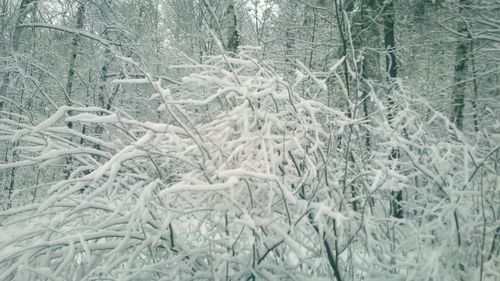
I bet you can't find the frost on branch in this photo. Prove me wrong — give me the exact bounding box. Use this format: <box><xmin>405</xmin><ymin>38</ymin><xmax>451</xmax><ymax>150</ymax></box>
<box><xmin>0</xmin><ymin>50</ymin><xmax>498</xmax><ymax>281</ymax></box>
<box><xmin>0</xmin><ymin>51</ymin><xmax>354</xmax><ymax>280</ymax></box>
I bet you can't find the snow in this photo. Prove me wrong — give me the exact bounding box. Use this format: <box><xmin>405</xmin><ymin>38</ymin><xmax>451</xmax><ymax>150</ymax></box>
<box><xmin>1</xmin><ymin>47</ymin><xmax>497</xmax><ymax>281</ymax></box>
<box><xmin>66</xmin><ymin>113</ymin><xmax>119</xmax><ymax>123</ymax></box>
<box><xmin>165</xmin><ymin>176</ymin><xmax>239</xmax><ymax>192</ymax></box>
<box><xmin>111</xmin><ymin>78</ymin><xmax>149</xmax><ymax>84</ymax></box>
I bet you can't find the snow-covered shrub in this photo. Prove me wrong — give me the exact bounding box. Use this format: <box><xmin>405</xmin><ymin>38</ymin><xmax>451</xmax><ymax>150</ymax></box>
<box><xmin>0</xmin><ymin>49</ymin><xmax>353</xmax><ymax>280</ymax></box>
<box><xmin>353</xmin><ymin>85</ymin><xmax>499</xmax><ymax>281</ymax></box>
<box><xmin>0</xmin><ymin>48</ymin><xmax>498</xmax><ymax>281</ymax></box>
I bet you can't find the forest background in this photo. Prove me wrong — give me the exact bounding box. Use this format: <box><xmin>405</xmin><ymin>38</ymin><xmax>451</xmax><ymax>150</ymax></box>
<box><xmin>0</xmin><ymin>0</ymin><xmax>499</xmax><ymax>280</ymax></box>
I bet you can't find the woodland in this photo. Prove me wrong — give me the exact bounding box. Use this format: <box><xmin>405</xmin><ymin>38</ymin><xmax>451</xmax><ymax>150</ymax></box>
<box><xmin>0</xmin><ymin>0</ymin><xmax>499</xmax><ymax>280</ymax></box>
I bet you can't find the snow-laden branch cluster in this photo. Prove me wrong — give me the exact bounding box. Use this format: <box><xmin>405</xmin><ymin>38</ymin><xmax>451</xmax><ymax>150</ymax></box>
<box><xmin>0</xmin><ymin>50</ymin><xmax>498</xmax><ymax>281</ymax></box>
<box><xmin>0</xmin><ymin>51</ymin><xmax>352</xmax><ymax>280</ymax></box>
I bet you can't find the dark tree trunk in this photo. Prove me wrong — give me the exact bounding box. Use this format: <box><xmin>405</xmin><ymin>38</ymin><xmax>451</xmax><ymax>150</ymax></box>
<box><xmin>383</xmin><ymin>0</ymin><xmax>403</xmax><ymax>219</ymax></box>
<box><xmin>65</xmin><ymin>0</ymin><xmax>86</xmax><ymax>129</ymax></box>
<box><xmin>451</xmin><ymin>0</ymin><xmax>470</xmax><ymax>131</ymax></box>
<box><xmin>0</xmin><ymin>0</ymin><xmax>33</xmax><ymax>112</ymax></box>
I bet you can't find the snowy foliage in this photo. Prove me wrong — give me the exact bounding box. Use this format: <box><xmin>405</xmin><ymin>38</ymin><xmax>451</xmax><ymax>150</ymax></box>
<box><xmin>0</xmin><ymin>49</ymin><xmax>498</xmax><ymax>281</ymax></box>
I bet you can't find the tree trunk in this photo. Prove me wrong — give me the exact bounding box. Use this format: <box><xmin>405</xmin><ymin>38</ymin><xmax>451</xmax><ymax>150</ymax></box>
<box><xmin>384</xmin><ymin>1</ymin><xmax>398</xmax><ymax>79</ymax></box>
<box><xmin>98</xmin><ymin>0</ymin><xmax>113</xmax><ymax>112</ymax></box>
<box><xmin>470</xmin><ymin>40</ymin><xmax>479</xmax><ymax>132</ymax></box>
<box><xmin>65</xmin><ymin>0</ymin><xmax>86</xmax><ymax>129</ymax></box>
<box><xmin>225</xmin><ymin>0</ymin><xmax>239</xmax><ymax>53</ymax></box>
<box><xmin>63</xmin><ymin>0</ymin><xmax>87</xmax><ymax>180</ymax></box>
<box><xmin>353</xmin><ymin>0</ymin><xmax>380</xmax><ymax>150</ymax></box>
<box><xmin>383</xmin><ymin>0</ymin><xmax>403</xmax><ymax>219</ymax></box>
<box><xmin>284</xmin><ymin>1</ymin><xmax>297</xmax><ymax>76</ymax></box>
<box><xmin>451</xmin><ymin>0</ymin><xmax>469</xmax><ymax>131</ymax></box>
<box><xmin>0</xmin><ymin>0</ymin><xmax>33</xmax><ymax>112</ymax></box>
<box><xmin>1</xmin><ymin>0</ymin><xmax>33</xmax><ymax>209</ymax></box>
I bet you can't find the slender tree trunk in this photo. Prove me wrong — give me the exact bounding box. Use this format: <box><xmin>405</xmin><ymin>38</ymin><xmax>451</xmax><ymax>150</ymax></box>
<box><xmin>198</xmin><ymin>0</ymin><xmax>204</xmax><ymax>62</ymax></box>
<box><xmin>333</xmin><ymin>0</ymin><xmax>351</xmax><ymax>114</ymax></box>
<box><xmin>309</xmin><ymin>10</ymin><xmax>317</xmax><ymax>68</ymax></box>
<box><xmin>451</xmin><ymin>0</ymin><xmax>470</xmax><ymax>131</ymax></box>
<box><xmin>225</xmin><ymin>0</ymin><xmax>239</xmax><ymax>53</ymax></box>
<box><xmin>62</xmin><ymin>0</ymin><xmax>86</xmax><ymax>180</ymax></box>
<box><xmin>0</xmin><ymin>0</ymin><xmax>33</xmax><ymax>112</ymax></box>
<box><xmin>284</xmin><ymin>1</ymin><xmax>297</xmax><ymax>76</ymax></box>
<box><xmin>470</xmin><ymin>40</ymin><xmax>479</xmax><ymax>132</ymax></box>
<box><xmin>98</xmin><ymin>46</ymin><xmax>112</xmax><ymax>111</ymax></box>
<box><xmin>383</xmin><ymin>0</ymin><xmax>403</xmax><ymax>219</ymax></box>
<box><xmin>98</xmin><ymin>0</ymin><xmax>113</xmax><ymax>112</ymax></box>
<box><xmin>353</xmin><ymin>1</ymin><xmax>379</xmax><ymax>150</ymax></box>
<box><xmin>285</xmin><ymin>30</ymin><xmax>295</xmax><ymax>69</ymax></box>
<box><xmin>65</xmin><ymin>0</ymin><xmax>86</xmax><ymax>129</ymax></box>
<box><xmin>384</xmin><ymin>1</ymin><xmax>398</xmax><ymax>80</ymax></box>
<box><xmin>1</xmin><ymin>0</ymin><xmax>33</xmax><ymax>209</ymax></box>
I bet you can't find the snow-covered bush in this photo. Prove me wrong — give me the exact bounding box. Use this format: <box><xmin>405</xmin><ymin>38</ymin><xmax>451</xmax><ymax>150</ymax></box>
<box><xmin>0</xmin><ymin>49</ymin><xmax>498</xmax><ymax>281</ymax></box>
<box><xmin>0</xmin><ymin>49</ymin><xmax>351</xmax><ymax>280</ymax></box>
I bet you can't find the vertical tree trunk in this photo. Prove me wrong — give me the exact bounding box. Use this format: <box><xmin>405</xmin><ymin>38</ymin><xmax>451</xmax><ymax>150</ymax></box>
<box><xmin>98</xmin><ymin>0</ymin><xmax>113</xmax><ymax>112</ymax></box>
<box><xmin>333</xmin><ymin>0</ymin><xmax>360</xmax><ymax>215</ymax></box>
<box><xmin>333</xmin><ymin>0</ymin><xmax>351</xmax><ymax>114</ymax></box>
<box><xmin>0</xmin><ymin>0</ymin><xmax>33</xmax><ymax>112</ymax></box>
<box><xmin>63</xmin><ymin>0</ymin><xmax>86</xmax><ymax>180</ymax></box>
<box><xmin>470</xmin><ymin>40</ymin><xmax>479</xmax><ymax>132</ymax></box>
<box><xmin>384</xmin><ymin>1</ymin><xmax>398</xmax><ymax>80</ymax></box>
<box><xmin>98</xmin><ymin>46</ymin><xmax>112</xmax><ymax>111</ymax></box>
<box><xmin>284</xmin><ymin>1</ymin><xmax>297</xmax><ymax>76</ymax></box>
<box><xmin>353</xmin><ymin>0</ymin><xmax>380</xmax><ymax>150</ymax></box>
<box><xmin>285</xmin><ymin>30</ymin><xmax>295</xmax><ymax>73</ymax></box>
<box><xmin>451</xmin><ymin>0</ymin><xmax>469</xmax><ymax>131</ymax></box>
<box><xmin>225</xmin><ymin>0</ymin><xmax>239</xmax><ymax>53</ymax></box>
<box><xmin>383</xmin><ymin>0</ymin><xmax>403</xmax><ymax>219</ymax></box>
<box><xmin>198</xmin><ymin>0</ymin><xmax>204</xmax><ymax>62</ymax></box>
<box><xmin>1</xmin><ymin>0</ymin><xmax>33</xmax><ymax>209</ymax></box>
<box><xmin>308</xmin><ymin>10</ymin><xmax>317</xmax><ymax>69</ymax></box>
<box><xmin>65</xmin><ymin>0</ymin><xmax>86</xmax><ymax>129</ymax></box>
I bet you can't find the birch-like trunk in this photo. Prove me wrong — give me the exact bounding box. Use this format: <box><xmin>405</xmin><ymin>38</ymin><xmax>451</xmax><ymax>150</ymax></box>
<box><xmin>224</xmin><ymin>0</ymin><xmax>239</xmax><ymax>53</ymax></box>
